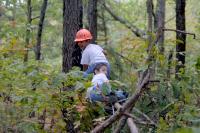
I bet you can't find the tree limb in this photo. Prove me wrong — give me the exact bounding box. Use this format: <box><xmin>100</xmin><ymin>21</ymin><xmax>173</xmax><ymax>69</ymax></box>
<box><xmin>124</xmin><ymin>113</ymin><xmax>156</xmax><ymax>127</ymax></box>
<box><xmin>31</xmin><ymin>16</ymin><xmax>40</xmax><ymax>21</ymax></box>
<box><xmin>133</xmin><ymin>108</ymin><xmax>156</xmax><ymax>125</ymax></box>
<box><xmin>114</xmin><ymin>103</ymin><xmax>139</xmax><ymax>133</ymax></box>
<box><xmin>127</xmin><ymin>118</ymin><xmax>139</xmax><ymax>133</ymax></box>
<box><xmin>103</xmin><ymin>4</ymin><xmax>145</xmax><ymax>38</ymax></box>
<box><xmin>163</xmin><ymin>28</ymin><xmax>196</xmax><ymax>39</ymax></box>
<box><xmin>113</xmin><ymin>116</ymin><xmax>127</xmax><ymax>133</ymax></box>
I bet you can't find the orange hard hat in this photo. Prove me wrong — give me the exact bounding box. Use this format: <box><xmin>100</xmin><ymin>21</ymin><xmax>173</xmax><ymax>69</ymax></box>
<box><xmin>74</xmin><ymin>29</ymin><xmax>92</xmax><ymax>42</ymax></box>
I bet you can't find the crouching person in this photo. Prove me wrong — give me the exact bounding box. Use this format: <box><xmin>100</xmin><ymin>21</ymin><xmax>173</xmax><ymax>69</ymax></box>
<box><xmin>86</xmin><ymin>63</ymin><xmax>128</xmax><ymax>103</ymax></box>
<box><xmin>74</xmin><ymin>29</ymin><xmax>111</xmax><ymax>79</ymax></box>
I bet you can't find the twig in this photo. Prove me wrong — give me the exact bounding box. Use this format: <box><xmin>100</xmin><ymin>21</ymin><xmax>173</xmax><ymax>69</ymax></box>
<box><xmin>163</xmin><ymin>28</ymin><xmax>196</xmax><ymax>39</ymax></box>
<box><xmin>133</xmin><ymin>108</ymin><xmax>156</xmax><ymax>125</ymax></box>
<box><xmin>123</xmin><ymin>112</ymin><xmax>156</xmax><ymax>127</ymax></box>
<box><xmin>164</xmin><ymin>15</ymin><xmax>175</xmax><ymax>24</ymax></box>
<box><xmin>113</xmin><ymin>51</ymin><xmax>138</xmax><ymax>69</ymax></box>
<box><xmin>31</xmin><ymin>16</ymin><xmax>40</xmax><ymax>21</ymax></box>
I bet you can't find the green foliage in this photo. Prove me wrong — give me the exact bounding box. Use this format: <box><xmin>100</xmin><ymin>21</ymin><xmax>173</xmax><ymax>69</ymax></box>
<box><xmin>1</xmin><ymin>0</ymin><xmax>200</xmax><ymax>132</ymax></box>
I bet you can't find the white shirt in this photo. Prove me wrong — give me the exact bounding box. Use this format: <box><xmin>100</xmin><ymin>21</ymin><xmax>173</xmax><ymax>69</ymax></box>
<box><xmin>86</xmin><ymin>73</ymin><xmax>108</xmax><ymax>100</ymax></box>
<box><xmin>81</xmin><ymin>44</ymin><xmax>108</xmax><ymax>65</ymax></box>
<box><xmin>92</xmin><ymin>73</ymin><xmax>108</xmax><ymax>86</ymax></box>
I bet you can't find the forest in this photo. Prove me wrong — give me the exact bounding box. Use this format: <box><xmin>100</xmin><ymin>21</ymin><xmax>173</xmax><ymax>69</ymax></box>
<box><xmin>0</xmin><ymin>0</ymin><xmax>200</xmax><ymax>133</ymax></box>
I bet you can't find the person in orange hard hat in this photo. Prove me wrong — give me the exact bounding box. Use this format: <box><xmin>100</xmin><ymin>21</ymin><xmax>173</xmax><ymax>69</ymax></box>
<box><xmin>74</xmin><ymin>28</ymin><xmax>110</xmax><ymax>79</ymax></box>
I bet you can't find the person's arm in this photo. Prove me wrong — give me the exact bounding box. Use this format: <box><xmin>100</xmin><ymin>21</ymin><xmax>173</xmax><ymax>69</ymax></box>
<box><xmin>82</xmin><ymin>64</ymin><xmax>88</xmax><ymax>71</ymax></box>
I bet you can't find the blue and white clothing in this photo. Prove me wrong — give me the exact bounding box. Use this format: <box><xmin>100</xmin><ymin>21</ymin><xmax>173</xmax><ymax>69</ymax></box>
<box><xmin>81</xmin><ymin>44</ymin><xmax>110</xmax><ymax>78</ymax></box>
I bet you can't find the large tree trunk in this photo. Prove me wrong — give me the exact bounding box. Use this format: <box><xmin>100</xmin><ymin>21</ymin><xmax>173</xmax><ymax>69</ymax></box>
<box><xmin>63</xmin><ymin>0</ymin><xmax>83</xmax><ymax>73</ymax></box>
<box><xmin>35</xmin><ymin>0</ymin><xmax>48</xmax><ymax>60</ymax></box>
<box><xmin>24</xmin><ymin>0</ymin><xmax>32</xmax><ymax>62</ymax></box>
<box><xmin>87</xmin><ymin>0</ymin><xmax>98</xmax><ymax>43</ymax></box>
<box><xmin>175</xmin><ymin>0</ymin><xmax>186</xmax><ymax>78</ymax></box>
<box><xmin>155</xmin><ymin>0</ymin><xmax>165</xmax><ymax>53</ymax></box>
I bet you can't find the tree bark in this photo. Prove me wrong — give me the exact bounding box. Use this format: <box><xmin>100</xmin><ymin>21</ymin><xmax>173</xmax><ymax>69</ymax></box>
<box><xmin>63</xmin><ymin>0</ymin><xmax>83</xmax><ymax>73</ymax></box>
<box><xmin>175</xmin><ymin>0</ymin><xmax>186</xmax><ymax>78</ymax></box>
<box><xmin>101</xmin><ymin>3</ymin><xmax>108</xmax><ymax>45</ymax></box>
<box><xmin>146</xmin><ymin>0</ymin><xmax>153</xmax><ymax>53</ymax></box>
<box><xmin>35</xmin><ymin>0</ymin><xmax>48</xmax><ymax>60</ymax></box>
<box><xmin>24</xmin><ymin>0</ymin><xmax>32</xmax><ymax>62</ymax></box>
<box><xmin>155</xmin><ymin>0</ymin><xmax>165</xmax><ymax>53</ymax></box>
<box><xmin>87</xmin><ymin>0</ymin><xmax>98</xmax><ymax>43</ymax></box>
<box><xmin>114</xmin><ymin>103</ymin><xmax>139</xmax><ymax>133</ymax></box>
<box><xmin>146</xmin><ymin>0</ymin><xmax>155</xmax><ymax>81</ymax></box>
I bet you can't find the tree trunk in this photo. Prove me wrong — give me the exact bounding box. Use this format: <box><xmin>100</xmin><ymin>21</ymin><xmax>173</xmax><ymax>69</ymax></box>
<box><xmin>24</xmin><ymin>0</ymin><xmax>32</xmax><ymax>62</ymax></box>
<box><xmin>175</xmin><ymin>0</ymin><xmax>186</xmax><ymax>78</ymax></box>
<box><xmin>101</xmin><ymin>3</ymin><xmax>108</xmax><ymax>45</ymax></box>
<box><xmin>72</xmin><ymin>44</ymin><xmax>83</xmax><ymax>70</ymax></box>
<box><xmin>87</xmin><ymin>0</ymin><xmax>98</xmax><ymax>43</ymax></box>
<box><xmin>147</xmin><ymin>0</ymin><xmax>153</xmax><ymax>53</ymax></box>
<box><xmin>147</xmin><ymin>0</ymin><xmax>155</xmax><ymax>80</ymax></box>
<box><xmin>35</xmin><ymin>0</ymin><xmax>48</xmax><ymax>60</ymax></box>
<box><xmin>63</xmin><ymin>0</ymin><xmax>83</xmax><ymax>73</ymax></box>
<box><xmin>155</xmin><ymin>0</ymin><xmax>165</xmax><ymax>53</ymax></box>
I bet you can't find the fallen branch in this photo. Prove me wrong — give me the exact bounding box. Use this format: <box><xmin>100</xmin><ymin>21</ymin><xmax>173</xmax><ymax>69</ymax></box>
<box><xmin>113</xmin><ymin>116</ymin><xmax>127</xmax><ymax>133</ymax></box>
<box><xmin>163</xmin><ymin>28</ymin><xmax>196</xmax><ymax>39</ymax></box>
<box><xmin>114</xmin><ymin>103</ymin><xmax>139</xmax><ymax>133</ymax></box>
<box><xmin>133</xmin><ymin>108</ymin><xmax>156</xmax><ymax>126</ymax></box>
<box><xmin>123</xmin><ymin>112</ymin><xmax>156</xmax><ymax>127</ymax></box>
<box><xmin>91</xmin><ymin>71</ymin><xmax>150</xmax><ymax>133</ymax></box>
<box><xmin>127</xmin><ymin>118</ymin><xmax>139</xmax><ymax>133</ymax></box>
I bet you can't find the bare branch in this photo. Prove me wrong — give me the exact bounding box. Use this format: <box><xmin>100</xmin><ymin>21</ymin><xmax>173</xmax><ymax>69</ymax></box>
<box><xmin>31</xmin><ymin>16</ymin><xmax>40</xmax><ymax>21</ymax></box>
<box><xmin>103</xmin><ymin>4</ymin><xmax>145</xmax><ymax>38</ymax></box>
<box><xmin>114</xmin><ymin>103</ymin><xmax>139</xmax><ymax>133</ymax></box>
<box><xmin>164</xmin><ymin>15</ymin><xmax>175</xmax><ymax>24</ymax></box>
<box><xmin>127</xmin><ymin>118</ymin><xmax>139</xmax><ymax>133</ymax></box>
<box><xmin>113</xmin><ymin>116</ymin><xmax>127</xmax><ymax>133</ymax></box>
<box><xmin>133</xmin><ymin>108</ymin><xmax>156</xmax><ymax>125</ymax></box>
<box><xmin>124</xmin><ymin>113</ymin><xmax>156</xmax><ymax>127</ymax></box>
<box><xmin>163</xmin><ymin>28</ymin><xmax>196</xmax><ymax>39</ymax></box>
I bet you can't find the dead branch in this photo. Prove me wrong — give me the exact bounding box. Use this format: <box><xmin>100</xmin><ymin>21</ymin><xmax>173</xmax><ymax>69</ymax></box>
<box><xmin>114</xmin><ymin>103</ymin><xmax>139</xmax><ymax>133</ymax></box>
<box><xmin>91</xmin><ymin>71</ymin><xmax>150</xmax><ymax>133</ymax></box>
<box><xmin>122</xmin><ymin>111</ymin><xmax>156</xmax><ymax>127</ymax></box>
<box><xmin>31</xmin><ymin>16</ymin><xmax>40</xmax><ymax>21</ymax></box>
<box><xmin>127</xmin><ymin>118</ymin><xmax>139</xmax><ymax>133</ymax></box>
<box><xmin>164</xmin><ymin>15</ymin><xmax>175</xmax><ymax>24</ymax></box>
<box><xmin>113</xmin><ymin>116</ymin><xmax>127</xmax><ymax>133</ymax></box>
<box><xmin>133</xmin><ymin>108</ymin><xmax>156</xmax><ymax>125</ymax></box>
<box><xmin>91</xmin><ymin>1</ymin><xmax>160</xmax><ymax>131</ymax></box>
<box><xmin>163</xmin><ymin>28</ymin><xmax>196</xmax><ymax>39</ymax></box>
<box><xmin>113</xmin><ymin>50</ymin><xmax>138</xmax><ymax>69</ymax></box>
<box><xmin>103</xmin><ymin>3</ymin><xmax>145</xmax><ymax>38</ymax></box>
